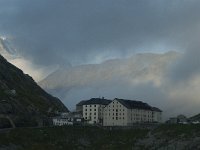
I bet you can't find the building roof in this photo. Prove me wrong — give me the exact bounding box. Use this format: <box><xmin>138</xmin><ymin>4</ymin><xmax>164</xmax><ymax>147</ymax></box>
<box><xmin>151</xmin><ymin>107</ymin><xmax>162</xmax><ymax>112</ymax></box>
<box><xmin>76</xmin><ymin>100</ymin><xmax>87</xmax><ymax>106</ymax></box>
<box><xmin>82</xmin><ymin>98</ymin><xmax>112</xmax><ymax>105</ymax></box>
<box><xmin>115</xmin><ymin>98</ymin><xmax>162</xmax><ymax>112</ymax></box>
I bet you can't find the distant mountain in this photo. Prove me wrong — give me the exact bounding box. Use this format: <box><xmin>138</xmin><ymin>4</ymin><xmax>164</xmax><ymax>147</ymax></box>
<box><xmin>0</xmin><ymin>54</ymin><xmax>68</xmax><ymax>128</ymax></box>
<box><xmin>39</xmin><ymin>51</ymin><xmax>179</xmax><ymax>108</ymax></box>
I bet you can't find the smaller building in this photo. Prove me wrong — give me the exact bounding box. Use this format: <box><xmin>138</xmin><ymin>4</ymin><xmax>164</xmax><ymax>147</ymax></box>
<box><xmin>167</xmin><ymin>117</ymin><xmax>178</xmax><ymax>124</ymax></box>
<box><xmin>166</xmin><ymin>115</ymin><xmax>188</xmax><ymax>124</ymax></box>
<box><xmin>53</xmin><ymin>117</ymin><xmax>73</xmax><ymax>126</ymax></box>
<box><xmin>53</xmin><ymin>112</ymin><xmax>84</xmax><ymax>126</ymax></box>
<box><xmin>177</xmin><ymin>115</ymin><xmax>187</xmax><ymax>123</ymax></box>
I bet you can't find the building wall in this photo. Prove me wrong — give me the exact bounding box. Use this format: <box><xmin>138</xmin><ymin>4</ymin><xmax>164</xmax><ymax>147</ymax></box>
<box><xmin>53</xmin><ymin>118</ymin><xmax>73</xmax><ymax>126</ymax></box>
<box><xmin>103</xmin><ymin>100</ymin><xmax>128</xmax><ymax>126</ymax></box>
<box><xmin>152</xmin><ymin>111</ymin><xmax>162</xmax><ymax>123</ymax></box>
<box><xmin>83</xmin><ymin>104</ymin><xmax>106</xmax><ymax>124</ymax></box>
<box><xmin>76</xmin><ymin>105</ymin><xmax>83</xmax><ymax>113</ymax></box>
<box><xmin>103</xmin><ymin>99</ymin><xmax>162</xmax><ymax>126</ymax></box>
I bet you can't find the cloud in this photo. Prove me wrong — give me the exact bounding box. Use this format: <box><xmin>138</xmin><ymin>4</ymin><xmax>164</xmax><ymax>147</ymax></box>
<box><xmin>39</xmin><ymin>51</ymin><xmax>200</xmax><ymax>119</ymax></box>
<box><xmin>1</xmin><ymin>1</ymin><xmax>200</xmax><ymax>119</ymax></box>
<box><xmin>1</xmin><ymin>0</ymin><xmax>200</xmax><ymax>67</ymax></box>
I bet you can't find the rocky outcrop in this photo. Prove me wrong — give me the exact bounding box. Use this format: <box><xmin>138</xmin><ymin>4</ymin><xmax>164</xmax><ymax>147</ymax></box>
<box><xmin>0</xmin><ymin>54</ymin><xmax>68</xmax><ymax>128</ymax></box>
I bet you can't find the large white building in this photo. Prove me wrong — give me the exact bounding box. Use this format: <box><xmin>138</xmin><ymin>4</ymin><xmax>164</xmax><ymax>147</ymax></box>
<box><xmin>82</xmin><ymin>98</ymin><xmax>111</xmax><ymax>125</ymax></box>
<box><xmin>103</xmin><ymin>98</ymin><xmax>162</xmax><ymax>126</ymax></box>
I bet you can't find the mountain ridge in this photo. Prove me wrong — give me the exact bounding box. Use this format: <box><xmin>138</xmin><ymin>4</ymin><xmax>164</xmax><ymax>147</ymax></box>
<box><xmin>0</xmin><ymin>54</ymin><xmax>68</xmax><ymax>128</ymax></box>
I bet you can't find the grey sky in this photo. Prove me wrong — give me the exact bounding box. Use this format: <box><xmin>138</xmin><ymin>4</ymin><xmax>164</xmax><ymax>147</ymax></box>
<box><xmin>0</xmin><ymin>0</ymin><xmax>200</xmax><ymax>67</ymax></box>
<box><xmin>1</xmin><ymin>0</ymin><xmax>200</xmax><ymax>118</ymax></box>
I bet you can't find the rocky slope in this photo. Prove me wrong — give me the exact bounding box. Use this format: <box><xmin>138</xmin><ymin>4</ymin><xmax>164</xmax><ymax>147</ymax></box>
<box><xmin>0</xmin><ymin>54</ymin><xmax>68</xmax><ymax>128</ymax></box>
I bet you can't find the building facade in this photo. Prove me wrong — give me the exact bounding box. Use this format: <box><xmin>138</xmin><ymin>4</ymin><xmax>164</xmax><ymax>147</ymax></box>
<box><xmin>76</xmin><ymin>100</ymin><xmax>86</xmax><ymax>113</ymax></box>
<box><xmin>53</xmin><ymin>112</ymin><xmax>83</xmax><ymax>126</ymax></box>
<box><xmin>82</xmin><ymin>98</ymin><xmax>111</xmax><ymax>125</ymax></box>
<box><xmin>103</xmin><ymin>98</ymin><xmax>162</xmax><ymax>126</ymax></box>
<box><xmin>53</xmin><ymin>117</ymin><xmax>73</xmax><ymax>126</ymax></box>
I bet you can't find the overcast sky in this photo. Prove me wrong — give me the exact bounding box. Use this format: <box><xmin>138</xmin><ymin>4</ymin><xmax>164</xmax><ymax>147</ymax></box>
<box><xmin>0</xmin><ymin>0</ymin><xmax>200</xmax><ymax>67</ymax></box>
<box><xmin>1</xmin><ymin>0</ymin><xmax>200</xmax><ymax>117</ymax></box>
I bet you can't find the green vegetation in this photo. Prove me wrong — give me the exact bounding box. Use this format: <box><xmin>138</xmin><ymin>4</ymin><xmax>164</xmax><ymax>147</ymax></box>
<box><xmin>154</xmin><ymin>124</ymin><xmax>200</xmax><ymax>138</ymax></box>
<box><xmin>1</xmin><ymin>124</ymin><xmax>200</xmax><ymax>150</ymax></box>
<box><xmin>0</xmin><ymin>126</ymin><xmax>149</xmax><ymax>150</ymax></box>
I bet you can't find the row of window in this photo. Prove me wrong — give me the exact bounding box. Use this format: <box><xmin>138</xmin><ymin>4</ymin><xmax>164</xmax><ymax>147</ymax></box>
<box><xmin>85</xmin><ymin>109</ymin><xmax>97</xmax><ymax>111</ymax></box>
<box><xmin>105</xmin><ymin>109</ymin><xmax>125</xmax><ymax>112</ymax></box>
<box><xmin>108</xmin><ymin>103</ymin><xmax>121</xmax><ymax>108</ymax></box>
<box><xmin>85</xmin><ymin>112</ymin><xmax>97</xmax><ymax>116</ymax></box>
<box><xmin>105</xmin><ymin>113</ymin><xmax>125</xmax><ymax>116</ymax></box>
<box><xmin>112</xmin><ymin>117</ymin><xmax>124</xmax><ymax>120</ymax></box>
<box><xmin>85</xmin><ymin>105</ymin><xmax>97</xmax><ymax>107</ymax></box>
<box><xmin>85</xmin><ymin>116</ymin><xmax>97</xmax><ymax>120</ymax></box>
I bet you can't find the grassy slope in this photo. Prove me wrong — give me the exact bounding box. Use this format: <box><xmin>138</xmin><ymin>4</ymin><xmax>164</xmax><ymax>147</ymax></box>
<box><xmin>1</xmin><ymin>125</ymin><xmax>200</xmax><ymax>150</ymax></box>
<box><xmin>0</xmin><ymin>126</ymin><xmax>148</xmax><ymax>150</ymax></box>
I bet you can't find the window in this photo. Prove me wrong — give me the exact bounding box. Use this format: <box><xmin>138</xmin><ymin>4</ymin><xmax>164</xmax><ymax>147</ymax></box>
<box><xmin>90</xmin><ymin>105</ymin><xmax>91</xmax><ymax>107</ymax></box>
<box><xmin>116</xmin><ymin>117</ymin><xmax>118</xmax><ymax>120</ymax></box>
<box><xmin>85</xmin><ymin>109</ymin><xmax>87</xmax><ymax>111</ymax></box>
<box><xmin>94</xmin><ymin>109</ymin><xmax>96</xmax><ymax>111</ymax></box>
<box><xmin>94</xmin><ymin>112</ymin><xmax>96</xmax><ymax>115</ymax></box>
<box><xmin>94</xmin><ymin>105</ymin><xmax>96</xmax><ymax>107</ymax></box>
<box><xmin>85</xmin><ymin>113</ymin><xmax>87</xmax><ymax>115</ymax></box>
<box><xmin>112</xmin><ymin>117</ymin><xmax>114</xmax><ymax>120</ymax></box>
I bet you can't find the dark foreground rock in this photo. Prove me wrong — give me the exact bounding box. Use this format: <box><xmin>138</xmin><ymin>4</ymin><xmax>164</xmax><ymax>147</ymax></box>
<box><xmin>0</xmin><ymin>54</ymin><xmax>68</xmax><ymax>128</ymax></box>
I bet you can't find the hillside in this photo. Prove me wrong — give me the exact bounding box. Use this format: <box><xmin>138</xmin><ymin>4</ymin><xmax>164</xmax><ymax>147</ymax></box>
<box><xmin>0</xmin><ymin>54</ymin><xmax>68</xmax><ymax>128</ymax></box>
<box><xmin>0</xmin><ymin>125</ymin><xmax>200</xmax><ymax>150</ymax></box>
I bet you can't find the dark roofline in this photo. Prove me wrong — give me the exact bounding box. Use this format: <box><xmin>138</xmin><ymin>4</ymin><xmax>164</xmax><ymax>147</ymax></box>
<box><xmin>76</xmin><ymin>100</ymin><xmax>87</xmax><ymax>106</ymax></box>
<box><xmin>151</xmin><ymin>107</ymin><xmax>162</xmax><ymax>112</ymax></box>
<box><xmin>79</xmin><ymin>98</ymin><xmax>112</xmax><ymax>105</ymax></box>
<box><xmin>114</xmin><ymin>98</ymin><xmax>162</xmax><ymax>112</ymax></box>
